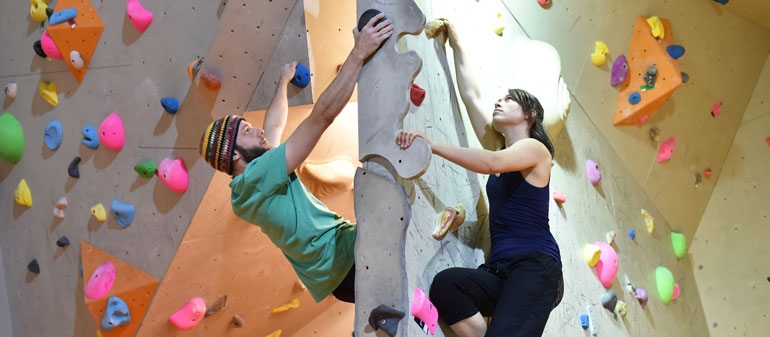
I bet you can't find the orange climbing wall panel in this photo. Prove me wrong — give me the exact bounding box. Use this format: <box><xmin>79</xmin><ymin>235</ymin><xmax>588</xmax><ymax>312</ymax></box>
<box><xmin>614</xmin><ymin>16</ymin><xmax>682</xmax><ymax>126</ymax></box>
<box><xmin>46</xmin><ymin>0</ymin><xmax>104</xmax><ymax>83</ymax></box>
<box><xmin>80</xmin><ymin>241</ymin><xmax>159</xmax><ymax>337</ymax></box>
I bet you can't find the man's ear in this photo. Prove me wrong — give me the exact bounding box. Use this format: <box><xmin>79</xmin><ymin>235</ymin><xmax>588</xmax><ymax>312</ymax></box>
<box><xmin>232</xmin><ymin>148</ymin><xmax>242</xmax><ymax>162</ymax></box>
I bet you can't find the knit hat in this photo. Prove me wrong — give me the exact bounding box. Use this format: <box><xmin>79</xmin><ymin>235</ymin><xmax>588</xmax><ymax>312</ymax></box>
<box><xmin>199</xmin><ymin>115</ymin><xmax>243</xmax><ymax>175</ymax></box>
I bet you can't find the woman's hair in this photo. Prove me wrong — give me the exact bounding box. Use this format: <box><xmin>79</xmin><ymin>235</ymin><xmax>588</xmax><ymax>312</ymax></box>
<box><xmin>508</xmin><ymin>88</ymin><xmax>555</xmax><ymax>157</ymax></box>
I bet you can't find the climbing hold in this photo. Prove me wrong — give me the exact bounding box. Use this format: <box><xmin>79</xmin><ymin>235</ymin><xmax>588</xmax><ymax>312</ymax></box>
<box><xmin>681</xmin><ymin>72</ymin><xmax>689</xmax><ymax>83</ymax></box>
<box><xmin>586</xmin><ymin>159</ymin><xmax>601</xmax><ymax>185</ymax></box>
<box><xmin>205</xmin><ymin>295</ymin><xmax>227</xmax><ymax>317</ymax></box>
<box><xmin>410</xmin><ymin>82</ymin><xmax>426</xmax><ymax>106</ymax></box>
<box><xmin>610</xmin><ymin>54</ymin><xmax>629</xmax><ymax>86</ymax></box>
<box><xmin>69</xmin><ymin>50</ymin><xmax>84</xmax><ymax>69</ymax></box>
<box><xmin>666</xmin><ymin>45</ymin><xmax>685</xmax><ymax>59</ymax></box>
<box><xmin>85</xmin><ymin>261</ymin><xmax>115</xmax><ymax>299</ymax></box>
<box><xmin>671</xmin><ymin>232</ymin><xmax>687</xmax><ymax>259</ymax></box>
<box><xmin>98</xmin><ymin>113</ymin><xmax>125</xmax><ymax>151</ymax></box>
<box><xmin>424</xmin><ymin>19</ymin><xmax>446</xmax><ymax>39</ymax></box>
<box><xmin>579</xmin><ymin>313</ymin><xmax>589</xmax><ymax>329</ymax></box>
<box><xmin>628</xmin><ymin>92</ymin><xmax>641</xmax><ymax>105</ymax></box>
<box><xmin>200</xmin><ymin>72</ymin><xmax>221</xmax><ymax>90</ymax></box>
<box><xmin>39</xmin><ymin>81</ymin><xmax>58</xmax><ymax>107</ymax></box>
<box><xmin>432</xmin><ymin>203</ymin><xmax>466</xmax><ymax>240</ymax></box>
<box><xmin>101</xmin><ymin>296</ymin><xmax>131</xmax><ymax>332</ymax></box>
<box><xmin>713</xmin><ymin>0</ymin><xmax>729</xmax><ymax>4</ymax></box>
<box><xmin>53</xmin><ymin>196</ymin><xmax>68</xmax><ymax>218</ymax></box>
<box><xmin>134</xmin><ymin>160</ymin><xmax>157</xmax><ymax>178</ymax></box>
<box><xmin>587</xmin><ymin>306</ymin><xmax>598</xmax><ymax>335</ymax></box>
<box><xmin>411</xmin><ymin>287</ymin><xmax>438</xmax><ymax>335</ymax></box>
<box><xmin>601</xmin><ymin>290</ymin><xmax>617</xmax><ymax>312</ymax></box>
<box><xmin>29</xmin><ymin>0</ymin><xmax>49</xmax><ymax>22</ymax></box>
<box><xmin>628</xmin><ymin>229</ymin><xmax>636</xmax><ymax>240</ymax></box>
<box><xmin>594</xmin><ymin>242</ymin><xmax>618</xmax><ymax>288</ymax></box>
<box><xmin>160</xmin><ymin>97</ymin><xmax>179</xmax><ymax>114</ymax></box>
<box><xmin>0</xmin><ymin>112</ymin><xmax>25</xmax><ymax>164</ymax></box>
<box><xmin>229</xmin><ymin>314</ymin><xmax>244</xmax><ymax>328</ymax></box>
<box><xmin>44</xmin><ymin>120</ymin><xmax>63</xmax><ymax>150</ymax></box>
<box><xmin>56</xmin><ymin>236</ymin><xmax>70</xmax><ymax>247</ymax></box>
<box><xmin>552</xmin><ymin>190</ymin><xmax>566</xmax><ymax>204</ymax></box>
<box><xmin>695</xmin><ymin>172</ymin><xmax>702</xmax><ymax>187</ymax></box>
<box><xmin>646</xmin><ymin>16</ymin><xmax>664</xmax><ymax>39</ymax></box>
<box><xmin>265</xmin><ymin>330</ymin><xmax>281</xmax><ymax>337</ymax></box>
<box><xmin>642</xmin><ymin>65</ymin><xmax>657</xmax><ymax>90</ymax></box>
<box><xmin>583</xmin><ymin>243</ymin><xmax>601</xmax><ymax>267</ymax></box>
<box><xmin>358</xmin><ymin>9</ymin><xmax>386</xmax><ymax>32</ymax></box>
<box><xmin>615</xmin><ymin>300</ymin><xmax>628</xmax><ymax>317</ymax></box>
<box><xmin>110</xmin><ymin>200</ymin><xmax>135</xmax><ymax>228</ymax></box>
<box><xmin>169</xmin><ymin>297</ymin><xmax>206</xmax><ymax>330</ymax></box>
<box><xmin>126</xmin><ymin>0</ymin><xmax>153</xmax><ymax>33</ymax></box>
<box><xmin>641</xmin><ymin>208</ymin><xmax>655</xmax><ymax>233</ymax></box>
<box><xmin>606</xmin><ymin>231</ymin><xmax>616</xmax><ymax>245</ymax></box>
<box><xmin>15</xmin><ymin>179</ymin><xmax>33</xmax><ymax>207</ymax></box>
<box><xmin>28</xmin><ymin>259</ymin><xmax>40</xmax><ymax>274</ymax></box>
<box><xmin>5</xmin><ymin>83</ymin><xmax>17</xmax><ymax>99</ymax></box>
<box><xmin>649</xmin><ymin>126</ymin><xmax>661</xmax><ymax>142</ymax></box>
<box><xmin>90</xmin><ymin>203</ymin><xmax>107</xmax><ymax>222</ymax></box>
<box><xmin>271</xmin><ymin>298</ymin><xmax>300</xmax><ymax>314</ymax></box>
<box><xmin>158</xmin><ymin>158</ymin><xmax>189</xmax><ymax>193</ymax></box>
<box><xmin>703</xmin><ymin>167</ymin><xmax>712</xmax><ymax>178</ymax></box>
<box><xmin>635</xmin><ymin>288</ymin><xmax>648</xmax><ymax>308</ymax></box>
<box><xmin>493</xmin><ymin>13</ymin><xmax>505</xmax><ymax>35</ymax></box>
<box><xmin>655</xmin><ymin>266</ymin><xmax>675</xmax><ymax>304</ymax></box>
<box><xmin>590</xmin><ymin>41</ymin><xmax>609</xmax><ymax>66</ymax></box>
<box><xmin>49</xmin><ymin>8</ymin><xmax>77</xmax><ymax>26</ymax></box>
<box><xmin>538</xmin><ymin>0</ymin><xmax>551</xmax><ymax>6</ymax></box>
<box><xmin>40</xmin><ymin>31</ymin><xmax>62</xmax><ymax>60</ymax></box>
<box><xmin>711</xmin><ymin>99</ymin><xmax>722</xmax><ymax>117</ymax></box>
<box><xmin>672</xmin><ymin>283</ymin><xmax>681</xmax><ymax>300</ymax></box>
<box><xmin>81</xmin><ymin>124</ymin><xmax>99</xmax><ymax>149</ymax></box>
<box><xmin>291</xmin><ymin>63</ymin><xmax>311</xmax><ymax>89</ymax></box>
<box><xmin>187</xmin><ymin>57</ymin><xmax>204</xmax><ymax>82</ymax></box>
<box><xmin>657</xmin><ymin>137</ymin><xmax>675</xmax><ymax>162</ymax></box>
<box><xmin>766</xmin><ymin>137</ymin><xmax>770</xmax><ymax>148</ymax></box>
<box><xmin>33</xmin><ymin>40</ymin><xmax>47</xmax><ymax>58</ymax></box>
<box><xmin>369</xmin><ymin>304</ymin><xmax>405</xmax><ymax>337</ymax></box>
<box><xmin>68</xmin><ymin>156</ymin><xmax>81</xmax><ymax>178</ymax></box>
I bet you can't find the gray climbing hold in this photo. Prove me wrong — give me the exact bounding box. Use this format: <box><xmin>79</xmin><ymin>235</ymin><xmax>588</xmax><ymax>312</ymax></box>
<box><xmin>28</xmin><ymin>259</ymin><xmax>40</xmax><ymax>274</ymax></box>
<box><xmin>68</xmin><ymin>156</ymin><xmax>81</xmax><ymax>178</ymax></box>
<box><xmin>110</xmin><ymin>200</ymin><xmax>135</xmax><ymax>228</ymax></box>
<box><xmin>44</xmin><ymin>120</ymin><xmax>63</xmax><ymax>150</ymax></box>
<box><xmin>601</xmin><ymin>290</ymin><xmax>618</xmax><ymax>312</ymax></box>
<box><xmin>681</xmin><ymin>72</ymin><xmax>689</xmax><ymax>83</ymax></box>
<box><xmin>101</xmin><ymin>296</ymin><xmax>131</xmax><ymax>332</ymax></box>
<box><xmin>56</xmin><ymin>236</ymin><xmax>70</xmax><ymax>247</ymax></box>
<box><xmin>368</xmin><ymin>305</ymin><xmax>404</xmax><ymax>337</ymax></box>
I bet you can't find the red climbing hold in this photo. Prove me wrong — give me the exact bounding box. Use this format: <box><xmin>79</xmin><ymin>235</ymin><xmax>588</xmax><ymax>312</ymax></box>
<box><xmin>410</xmin><ymin>83</ymin><xmax>426</xmax><ymax>106</ymax></box>
<box><xmin>711</xmin><ymin>99</ymin><xmax>722</xmax><ymax>117</ymax></box>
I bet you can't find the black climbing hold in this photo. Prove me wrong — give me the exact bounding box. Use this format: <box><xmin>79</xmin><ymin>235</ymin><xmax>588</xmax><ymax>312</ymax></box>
<box><xmin>68</xmin><ymin>156</ymin><xmax>81</xmax><ymax>178</ymax></box>
<box><xmin>45</xmin><ymin>7</ymin><xmax>54</xmax><ymax>17</ymax></box>
<box><xmin>33</xmin><ymin>40</ymin><xmax>47</xmax><ymax>58</ymax></box>
<box><xmin>681</xmin><ymin>72</ymin><xmax>689</xmax><ymax>83</ymax></box>
<box><xmin>601</xmin><ymin>290</ymin><xmax>618</xmax><ymax>312</ymax></box>
<box><xmin>56</xmin><ymin>236</ymin><xmax>70</xmax><ymax>247</ymax></box>
<box><xmin>357</xmin><ymin>9</ymin><xmax>386</xmax><ymax>32</ymax></box>
<box><xmin>28</xmin><ymin>259</ymin><xmax>40</xmax><ymax>274</ymax></box>
<box><xmin>368</xmin><ymin>304</ymin><xmax>404</xmax><ymax>337</ymax></box>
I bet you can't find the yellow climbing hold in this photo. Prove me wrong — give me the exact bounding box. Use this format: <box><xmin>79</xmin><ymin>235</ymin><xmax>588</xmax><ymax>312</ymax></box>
<box><xmin>15</xmin><ymin>179</ymin><xmax>33</xmax><ymax>207</ymax></box>
<box><xmin>615</xmin><ymin>300</ymin><xmax>628</xmax><ymax>317</ymax></box>
<box><xmin>29</xmin><ymin>0</ymin><xmax>49</xmax><ymax>22</ymax></box>
<box><xmin>641</xmin><ymin>208</ymin><xmax>655</xmax><ymax>233</ymax></box>
<box><xmin>38</xmin><ymin>81</ymin><xmax>59</xmax><ymax>107</ymax></box>
<box><xmin>646</xmin><ymin>16</ymin><xmax>665</xmax><ymax>39</ymax></box>
<box><xmin>492</xmin><ymin>13</ymin><xmax>505</xmax><ymax>35</ymax></box>
<box><xmin>424</xmin><ymin>19</ymin><xmax>446</xmax><ymax>39</ymax></box>
<box><xmin>583</xmin><ymin>243</ymin><xmax>601</xmax><ymax>267</ymax></box>
<box><xmin>90</xmin><ymin>203</ymin><xmax>106</xmax><ymax>221</ymax></box>
<box><xmin>591</xmin><ymin>41</ymin><xmax>609</xmax><ymax>66</ymax></box>
<box><xmin>265</xmin><ymin>330</ymin><xmax>281</xmax><ymax>337</ymax></box>
<box><xmin>271</xmin><ymin>298</ymin><xmax>299</xmax><ymax>314</ymax></box>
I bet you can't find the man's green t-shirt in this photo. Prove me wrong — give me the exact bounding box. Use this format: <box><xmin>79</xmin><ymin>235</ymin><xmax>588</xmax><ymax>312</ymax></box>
<box><xmin>229</xmin><ymin>143</ymin><xmax>356</xmax><ymax>302</ymax></box>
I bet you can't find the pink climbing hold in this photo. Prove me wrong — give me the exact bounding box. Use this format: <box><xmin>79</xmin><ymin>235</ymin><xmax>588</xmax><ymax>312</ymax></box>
<box><xmin>410</xmin><ymin>287</ymin><xmax>438</xmax><ymax>335</ymax></box>
<box><xmin>657</xmin><ymin>137</ymin><xmax>675</xmax><ymax>163</ymax></box>
<box><xmin>158</xmin><ymin>158</ymin><xmax>189</xmax><ymax>193</ymax></box>
<box><xmin>98</xmin><ymin>113</ymin><xmax>125</xmax><ymax>151</ymax></box>
<box><xmin>40</xmin><ymin>31</ymin><xmax>63</xmax><ymax>60</ymax></box>
<box><xmin>552</xmin><ymin>190</ymin><xmax>566</xmax><ymax>204</ymax></box>
<box><xmin>126</xmin><ymin>0</ymin><xmax>153</xmax><ymax>33</ymax></box>
<box><xmin>538</xmin><ymin>0</ymin><xmax>551</xmax><ymax>6</ymax></box>
<box><xmin>586</xmin><ymin>159</ymin><xmax>602</xmax><ymax>185</ymax></box>
<box><xmin>169</xmin><ymin>297</ymin><xmax>206</xmax><ymax>330</ymax></box>
<box><xmin>594</xmin><ymin>242</ymin><xmax>618</xmax><ymax>289</ymax></box>
<box><xmin>672</xmin><ymin>283</ymin><xmax>681</xmax><ymax>300</ymax></box>
<box><xmin>711</xmin><ymin>99</ymin><xmax>722</xmax><ymax>117</ymax></box>
<box><xmin>85</xmin><ymin>261</ymin><xmax>116</xmax><ymax>300</ymax></box>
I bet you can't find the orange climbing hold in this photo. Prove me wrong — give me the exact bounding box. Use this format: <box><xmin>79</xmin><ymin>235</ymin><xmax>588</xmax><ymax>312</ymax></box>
<box><xmin>46</xmin><ymin>0</ymin><xmax>104</xmax><ymax>83</ymax></box>
<box><xmin>613</xmin><ymin>16</ymin><xmax>682</xmax><ymax>126</ymax></box>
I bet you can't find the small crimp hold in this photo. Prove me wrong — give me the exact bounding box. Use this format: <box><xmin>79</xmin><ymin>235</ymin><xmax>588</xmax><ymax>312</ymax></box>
<box><xmin>271</xmin><ymin>298</ymin><xmax>299</xmax><ymax>314</ymax></box>
<box><xmin>205</xmin><ymin>295</ymin><xmax>228</xmax><ymax>317</ymax></box>
<box><xmin>229</xmin><ymin>314</ymin><xmax>244</xmax><ymax>328</ymax></box>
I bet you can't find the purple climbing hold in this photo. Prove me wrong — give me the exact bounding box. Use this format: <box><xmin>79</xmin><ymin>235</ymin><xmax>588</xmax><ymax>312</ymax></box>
<box><xmin>610</xmin><ymin>54</ymin><xmax>628</xmax><ymax>86</ymax></box>
<box><xmin>586</xmin><ymin>159</ymin><xmax>602</xmax><ymax>186</ymax></box>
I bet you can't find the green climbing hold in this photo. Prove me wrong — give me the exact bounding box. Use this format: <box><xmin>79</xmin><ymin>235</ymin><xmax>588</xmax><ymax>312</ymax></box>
<box><xmin>671</xmin><ymin>232</ymin><xmax>687</xmax><ymax>259</ymax></box>
<box><xmin>0</xmin><ymin>112</ymin><xmax>25</xmax><ymax>164</ymax></box>
<box><xmin>134</xmin><ymin>160</ymin><xmax>157</xmax><ymax>178</ymax></box>
<box><xmin>655</xmin><ymin>266</ymin><xmax>675</xmax><ymax>304</ymax></box>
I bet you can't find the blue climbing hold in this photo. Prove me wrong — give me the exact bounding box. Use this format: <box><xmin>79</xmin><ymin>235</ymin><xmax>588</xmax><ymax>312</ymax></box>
<box><xmin>628</xmin><ymin>92</ymin><xmax>641</xmax><ymax>105</ymax></box>
<box><xmin>629</xmin><ymin>229</ymin><xmax>636</xmax><ymax>240</ymax></box>
<box><xmin>666</xmin><ymin>45</ymin><xmax>685</xmax><ymax>59</ymax></box>
<box><xmin>580</xmin><ymin>313</ymin><xmax>589</xmax><ymax>329</ymax></box>
<box><xmin>44</xmin><ymin>120</ymin><xmax>63</xmax><ymax>150</ymax></box>
<box><xmin>161</xmin><ymin>97</ymin><xmax>179</xmax><ymax>114</ymax></box>
<box><xmin>713</xmin><ymin>0</ymin><xmax>728</xmax><ymax>4</ymax></box>
<box><xmin>49</xmin><ymin>8</ymin><xmax>77</xmax><ymax>26</ymax></box>
<box><xmin>291</xmin><ymin>64</ymin><xmax>311</xmax><ymax>89</ymax></box>
<box><xmin>101</xmin><ymin>296</ymin><xmax>131</xmax><ymax>332</ymax></box>
<box><xmin>81</xmin><ymin>124</ymin><xmax>99</xmax><ymax>149</ymax></box>
<box><xmin>110</xmin><ymin>200</ymin><xmax>135</xmax><ymax>228</ymax></box>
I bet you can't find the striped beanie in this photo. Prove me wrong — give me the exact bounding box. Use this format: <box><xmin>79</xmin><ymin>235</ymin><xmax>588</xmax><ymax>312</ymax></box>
<box><xmin>199</xmin><ymin>115</ymin><xmax>243</xmax><ymax>175</ymax></box>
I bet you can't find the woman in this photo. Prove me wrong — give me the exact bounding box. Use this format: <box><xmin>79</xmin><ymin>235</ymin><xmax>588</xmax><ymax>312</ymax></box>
<box><xmin>396</xmin><ymin>19</ymin><xmax>563</xmax><ymax>337</ymax></box>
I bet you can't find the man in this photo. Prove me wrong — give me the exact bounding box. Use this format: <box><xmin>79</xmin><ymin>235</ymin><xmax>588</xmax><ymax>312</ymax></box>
<box><xmin>198</xmin><ymin>13</ymin><xmax>393</xmax><ymax>303</ymax></box>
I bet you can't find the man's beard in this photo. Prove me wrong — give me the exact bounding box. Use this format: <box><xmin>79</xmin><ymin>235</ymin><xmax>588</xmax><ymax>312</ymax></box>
<box><xmin>235</xmin><ymin>144</ymin><xmax>270</xmax><ymax>163</ymax></box>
